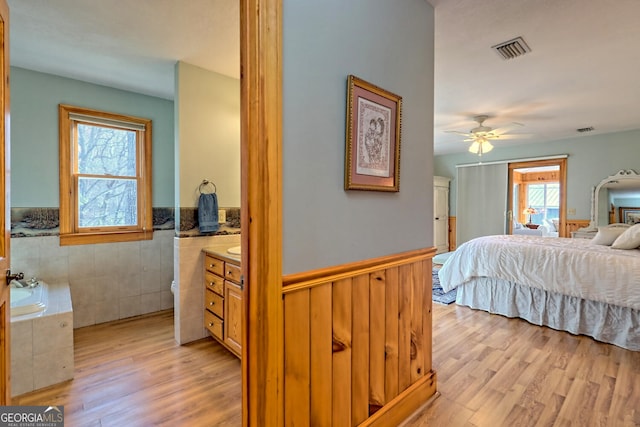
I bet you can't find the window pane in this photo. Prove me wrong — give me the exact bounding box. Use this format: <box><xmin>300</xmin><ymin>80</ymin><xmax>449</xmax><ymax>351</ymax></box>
<box><xmin>78</xmin><ymin>177</ymin><xmax>138</xmax><ymax>227</ymax></box>
<box><xmin>528</xmin><ymin>183</ymin><xmax>560</xmax><ymax>223</ymax></box>
<box><xmin>77</xmin><ymin>123</ymin><xmax>137</xmax><ymax>176</ymax></box>
<box><xmin>546</xmin><ymin>183</ymin><xmax>560</xmax><ymax>207</ymax></box>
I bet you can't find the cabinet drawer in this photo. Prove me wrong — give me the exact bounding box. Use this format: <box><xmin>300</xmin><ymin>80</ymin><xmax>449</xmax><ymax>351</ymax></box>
<box><xmin>225</xmin><ymin>262</ymin><xmax>242</xmax><ymax>284</ymax></box>
<box><xmin>205</xmin><ymin>289</ymin><xmax>224</xmax><ymax>318</ymax></box>
<box><xmin>204</xmin><ymin>255</ymin><xmax>224</xmax><ymax>276</ymax></box>
<box><xmin>204</xmin><ymin>310</ymin><xmax>223</xmax><ymax>340</ymax></box>
<box><xmin>204</xmin><ymin>271</ymin><xmax>224</xmax><ymax>295</ymax></box>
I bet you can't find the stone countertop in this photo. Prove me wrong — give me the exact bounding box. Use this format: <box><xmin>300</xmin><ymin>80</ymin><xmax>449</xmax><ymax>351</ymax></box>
<box><xmin>202</xmin><ymin>243</ymin><xmax>241</xmax><ymax>264</ymax></box>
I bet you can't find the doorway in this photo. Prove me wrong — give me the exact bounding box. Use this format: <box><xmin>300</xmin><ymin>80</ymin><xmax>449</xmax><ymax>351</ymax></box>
<box><xmin>507</xmin><ymin>158</ymin><xmax>567</xmax><ymax>237</ymax></box>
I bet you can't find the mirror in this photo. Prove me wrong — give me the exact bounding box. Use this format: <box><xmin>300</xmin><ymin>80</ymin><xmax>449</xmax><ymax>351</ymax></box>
<box><xmin>585</xmin><ymin>169</ymin><xmax>640</xmax><ymax>231</ymax></box>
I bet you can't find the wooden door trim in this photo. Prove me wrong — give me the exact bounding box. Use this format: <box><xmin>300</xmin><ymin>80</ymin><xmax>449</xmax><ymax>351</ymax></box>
<box><xmin>240</xmin><ymin>0</ymin><xmax>283</xmax><ymax>425</ymax></box>
<box><xmin>508</xmin><ymin>158</ymin><xmax>567</xmax><ymax>237</ymax></box>
<box><xmin>0</xmin><ymin>0</ymin><xmax>9</xmax><ymax>404</ymax></box>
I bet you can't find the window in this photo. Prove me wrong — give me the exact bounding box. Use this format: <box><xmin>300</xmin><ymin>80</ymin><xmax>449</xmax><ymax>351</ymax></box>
<box><xmin>527</xmin><ymin>182</ymin><xmax>559</xmax><ymax>223</ymax></box>
<box><xmin>59</xmin><ymin>104</ymin><xmax>153</xmax><ymax>245</ymax></box>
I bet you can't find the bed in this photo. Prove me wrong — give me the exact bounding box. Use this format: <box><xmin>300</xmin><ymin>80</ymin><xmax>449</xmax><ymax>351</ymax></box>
<box><xmin>438</xmin><ymin>233</ymin><xmax>640</xmax><ymax>350</ymax></box>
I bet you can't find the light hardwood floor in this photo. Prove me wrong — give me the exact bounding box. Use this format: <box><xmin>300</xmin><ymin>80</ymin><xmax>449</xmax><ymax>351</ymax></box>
<box><xmin>13</xmin><ymin>304</ymin><xmax>640</xmax><ymax>426</ymax></box>
<box><xmin>404</xmin><ymin>303</ymin><xmax>640</xmax><ymax>426</ymax></box>
<box><xmin>13</xmin><ymin>310</ymin><xmax>241</xmax><ymax>427</ymax></box>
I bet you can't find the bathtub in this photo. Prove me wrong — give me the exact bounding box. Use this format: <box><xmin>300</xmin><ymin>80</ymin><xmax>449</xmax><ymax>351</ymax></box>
<box><xmin>11</xmin><ymin>282</ymin><xmax>48</xmax><ymax>318</ymax></box>
<box><xmin>10</xmin><ymin>282</ymin><xmax>74</xmax><ymax>397</ymax></box>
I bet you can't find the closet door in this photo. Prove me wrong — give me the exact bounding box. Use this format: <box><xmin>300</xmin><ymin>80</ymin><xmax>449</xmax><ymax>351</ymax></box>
<box><xmin>456</xmin><ymin>163</ymin><xmax>508</xmax><ymax>246</ymax></box>
<box><xmin>433</xmin><ymin>176</ymin><xmax>450</xmax><ymax>254</ymax></box>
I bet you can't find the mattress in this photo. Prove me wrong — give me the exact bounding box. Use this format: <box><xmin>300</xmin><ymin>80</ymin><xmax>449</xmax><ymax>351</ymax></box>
<box><xmin>438</xmin><ymin>235</ymin><xmax>640</xmax><ymax>310</ymax></box>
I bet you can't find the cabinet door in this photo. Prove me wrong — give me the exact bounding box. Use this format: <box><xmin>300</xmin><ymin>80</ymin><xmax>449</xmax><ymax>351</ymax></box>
<box><xmin>224</xmin><ymin>282</ymin><xmax>243</xmax><ymax>356</ymax></box>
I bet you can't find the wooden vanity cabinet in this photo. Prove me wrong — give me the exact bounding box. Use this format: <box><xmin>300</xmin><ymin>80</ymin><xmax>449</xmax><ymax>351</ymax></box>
<box><xmin>203</xmin><ymin>252</ymin><xmax>243</xmax><ymax>358</ymax></box>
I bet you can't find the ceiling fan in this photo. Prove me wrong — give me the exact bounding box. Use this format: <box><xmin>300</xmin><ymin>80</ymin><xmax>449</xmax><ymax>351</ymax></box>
<box><xmin>445</xmin><ymin>115</ymin><xmax>526</xmax><ymax>155</ymax></box>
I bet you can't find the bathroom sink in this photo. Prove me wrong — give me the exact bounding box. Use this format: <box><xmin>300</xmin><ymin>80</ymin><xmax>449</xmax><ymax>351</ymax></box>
<box><xmin>227</xmin><ymin>246</ymin><xmax>242</xmax><ymax>255</ymax></box>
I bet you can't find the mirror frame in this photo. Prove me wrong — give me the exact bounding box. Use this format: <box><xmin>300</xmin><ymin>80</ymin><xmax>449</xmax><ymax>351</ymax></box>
<box><xmin>583</xmin><ymin>169</ymin><xmax>640</xmax><ymax>231</ymax></box>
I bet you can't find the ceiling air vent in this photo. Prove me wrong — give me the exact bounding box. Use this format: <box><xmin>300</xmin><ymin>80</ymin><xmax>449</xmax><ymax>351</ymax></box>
<box><xmin>577</xmin><ymin>126</ymin><xmax>595</xmax><ymax>133</ymax></box>
<box><xmin>492</xmin><ymin>37</ymin><xmax>531</xmax><ymax>60</ymax></box>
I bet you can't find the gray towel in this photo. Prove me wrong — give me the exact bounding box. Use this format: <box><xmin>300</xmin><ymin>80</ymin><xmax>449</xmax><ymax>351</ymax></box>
<box><xmin>198</xmin><ymin>193</ymin><xmax>219</xmax><ymax>233</ymax></box>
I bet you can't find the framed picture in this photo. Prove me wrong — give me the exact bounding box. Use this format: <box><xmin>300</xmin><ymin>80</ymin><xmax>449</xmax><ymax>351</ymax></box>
<box><xmin>344</xmin><ymin>75</ymin><xmax>402</xmax><ymax>191</ymax></box>
<box><xmin>620</xmin><ymin>207</ymin><xmax>640</xmax><ymax>224</ymax></box>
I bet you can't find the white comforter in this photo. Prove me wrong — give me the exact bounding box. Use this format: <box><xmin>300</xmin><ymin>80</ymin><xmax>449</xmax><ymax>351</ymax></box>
<box><xmin>438</xmin><ymin>235</ymin><xmax>640</xmax><ymax>310</ymax></box>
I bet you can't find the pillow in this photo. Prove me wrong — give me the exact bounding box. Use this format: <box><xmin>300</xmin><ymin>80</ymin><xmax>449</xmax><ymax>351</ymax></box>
<box><xmin>514</xmin><ymin>222</ymin><xmax>523</xmax><ymax>230</ymax></box>
<box><xmin>591</xmin><ymin>226</ymin><xmax>628</xmax><ymax>246</ymax></box>
<box><xmin>611</xmin><ymin>223</ymin><xmax>640</xmax><ymax>249</ymax></box>
<box><xmin>544</xmin><ymin>219</ymin><xmax>557</xmax><ymax>232</ymax></box>
<box><xmin>551</xmin><ymin>218</ymin><xmax>559</xmax><ymax>231</ymax></box>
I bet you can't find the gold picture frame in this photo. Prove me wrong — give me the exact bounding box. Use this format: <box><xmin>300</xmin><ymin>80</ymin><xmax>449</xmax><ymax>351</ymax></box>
<box><xmin>344</xmin><ymin>75</ymin><xmax>402</xmax><ymax>192</ymax></box>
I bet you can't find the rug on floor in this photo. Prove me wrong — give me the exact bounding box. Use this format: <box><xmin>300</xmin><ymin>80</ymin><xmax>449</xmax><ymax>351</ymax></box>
<box><xmin>432</xmin><ymin>267</ymin><xmax>457</xmax><ymax>305</ymax></box>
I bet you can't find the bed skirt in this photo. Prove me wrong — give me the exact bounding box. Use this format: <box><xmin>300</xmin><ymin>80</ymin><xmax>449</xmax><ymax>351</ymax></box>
<box><xmin>456</xmin><ymin>277</ymin><xmax>640</xmax><ymax>351</ymax></box>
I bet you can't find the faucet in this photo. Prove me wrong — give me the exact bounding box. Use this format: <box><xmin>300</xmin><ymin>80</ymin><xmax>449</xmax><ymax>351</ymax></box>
<box><xmin>6</xmin><ymin>270</ymin><xmax>24</xmax><ymax>284</ymax></box>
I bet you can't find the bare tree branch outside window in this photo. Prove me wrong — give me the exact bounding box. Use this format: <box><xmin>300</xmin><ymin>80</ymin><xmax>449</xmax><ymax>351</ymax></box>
<box><xmin>77</xmin><ymin>124</ymin><xmax>138</xmax><ymax>227</ymax></box>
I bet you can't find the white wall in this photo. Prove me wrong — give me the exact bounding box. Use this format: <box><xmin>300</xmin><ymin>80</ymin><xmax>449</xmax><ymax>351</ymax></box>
<box><xmin>282</xmin><ymin>0</ymin><xmax>435</xmax><ymax>274</ymax></box>
<box><xmin>173</xmin><ymin>61</ymin><xmax>242</xmax><ymax>343</ymax></box>
<box><xmin>175</xmin><ymin>62</ymin><xmax>241</xmax><ymax>208</ymax></box>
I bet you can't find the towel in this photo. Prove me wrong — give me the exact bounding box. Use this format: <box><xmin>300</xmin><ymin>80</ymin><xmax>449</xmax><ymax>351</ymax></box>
<box><xmin>198</xmin><ymin>193</ymin><xmax>219</xmax><ymax>233</ymax></box>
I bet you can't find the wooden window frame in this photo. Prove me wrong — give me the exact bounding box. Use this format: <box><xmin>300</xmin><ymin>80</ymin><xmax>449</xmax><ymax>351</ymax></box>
<box><xmin>59</xmin><ymin>104</ymin><xmax>153</xmax><ymax>246</ymax></box>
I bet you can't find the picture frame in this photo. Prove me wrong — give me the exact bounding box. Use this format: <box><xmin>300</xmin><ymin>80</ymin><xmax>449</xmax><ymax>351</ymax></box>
<box><xmin>619</xmin><ymin>206</ymin><xmax>640</xmax><ymax>224</ymax></box>
<box><xmin>344</xmin><ymin>75</ymin><xmax>402</xmax><ymax>192</ymax></box>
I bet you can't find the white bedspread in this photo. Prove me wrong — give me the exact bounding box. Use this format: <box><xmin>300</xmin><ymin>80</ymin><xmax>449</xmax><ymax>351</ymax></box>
<box><xmin>438</xmin><ymin>235</ymin><xmax>640</xmax><ymax>310</ymax></box>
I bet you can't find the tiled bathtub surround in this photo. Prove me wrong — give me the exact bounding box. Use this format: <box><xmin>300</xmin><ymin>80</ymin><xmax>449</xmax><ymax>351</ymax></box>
<box><xmin>11</xmin><ymin>283</ymin><xmax>73</xmax><ymax>397</ymax></box>
<box><xmin>10</xmin><ymin>230</ymin><xmax>175</xmax><ymax>328</ymax></box>
<box><xmin>10</xmin><ymin>206</ymin><xmax>241</xmax><ymax>341</ymax></box>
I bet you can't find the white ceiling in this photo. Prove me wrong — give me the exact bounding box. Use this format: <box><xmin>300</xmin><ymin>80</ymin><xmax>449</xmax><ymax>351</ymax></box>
<box><xmin>8</xmin><ymin>0</ymin><xmax>640</xmax><ymax>155</ymax></box>
<box><xmin>7</xmin><ymin>0</ymin><xmax>239</xmax><ymax>98</ymax></box>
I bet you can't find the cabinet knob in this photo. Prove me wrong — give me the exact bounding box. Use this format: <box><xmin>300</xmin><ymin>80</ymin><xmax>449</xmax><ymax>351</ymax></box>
<box><xmin>209</xmin><ymin>301</ymin><xmax>215</xmax><ymax>306</ymax></box>
<box><xmin>228</xmin><ymin>271</ymin><xmax>233</xmax><ymax>275</ymax></box>
<box><xmin>209</xmin><ymin>264</ymin><xmax>215</xmax><ymax>268</ymax></box>
<box><xmin>209</xmin><ymin>282</ymin><xmax>214</xmax><ymax>287</ymax></box>
<box><xmin>208</xmin><ymin>322</ymin><xmax>214</xmax><ymax>327</ymax></box>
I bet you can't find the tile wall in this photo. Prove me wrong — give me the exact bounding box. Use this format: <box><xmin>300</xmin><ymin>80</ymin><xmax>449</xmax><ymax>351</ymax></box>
<box><xmin>11</xmin><ymin>230</ymin><xmax>175</xmax><ymax>328</ymax></box>
<box><xmin>10</xmin><ymin>207</ymin><xmax>241</xmax><ymax>336</ymax></box>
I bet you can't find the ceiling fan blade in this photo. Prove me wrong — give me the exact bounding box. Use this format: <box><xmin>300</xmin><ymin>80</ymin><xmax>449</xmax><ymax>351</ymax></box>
<box><xmin>491</xmin><ymin>123</ymin><xmax>524</xmax><ymax>135</ymax></box>
<box><xmin>444</xmin><ymin>130</ymin><xmax>470</xmax><ymax>136</ymax></box>
<box><xmin>496</xmin><ymin>133</ymin><xmax>533</xmax><ymax>140</ymax></box>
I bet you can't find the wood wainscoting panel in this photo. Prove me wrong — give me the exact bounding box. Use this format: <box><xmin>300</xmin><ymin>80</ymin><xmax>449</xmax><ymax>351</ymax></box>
<box><xmin>310</xmin><ymin>283</ymin><xmax>333</xmax><ymax>426</ymax></box>
<box><xmin>333</xmin><ymin>277</ymin><xmax>353</xmax><ymax>426</ymax></box>
<box><xmin>398</xmin><ymin>264</ymin><xmax>412</xmax><ymax>393</ymax></box>
<box><xmin>282</xmin><ymin>248</ymin><xmax>437</xmax><ymax>426</ymax></box>
<box><xmin>352</xmin><ymin>274</ymin><xmax>370</xmax><ymax>426</ymax></box>
<box><xmin>384</xmin><ymin>266</ymin><xmax>400</xmax><ymax>403</ymax></box>
<box><xmin>565</xmin><ymin>219</ymin><xmax>590</xmax><ymax>236</ymax></box>
<box><xmin>449</xmin><ymin>216</ymin><xmax>456</xmax><ymax>251</ymax></box>
<box><xmin>283</xmin><ymin>290</ymin><xmax>310</xmax><ymax>426</ymax></box>
<box><xmin>369</xmin><ymin>270</ymin><xmax>386</xmax><ymax>412</ymax></box>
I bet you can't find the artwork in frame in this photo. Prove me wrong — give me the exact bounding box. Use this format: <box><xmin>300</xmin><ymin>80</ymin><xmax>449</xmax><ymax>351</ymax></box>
<box><xmin>619</xmin><ymin>207</ymin><xmax>640</xmax><ymax>224</ymax></box>
<box><xmin>344</xmin><ymin>75</ymin><xmax>402</xmax><ymax>192</ymax></box>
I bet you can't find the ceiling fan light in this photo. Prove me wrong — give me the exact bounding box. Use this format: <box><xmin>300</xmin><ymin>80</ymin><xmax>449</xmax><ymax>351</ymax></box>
<box><xmin>483</xmin><ymin>140</ymin><xmax>494</xmax><ymax>153</ymax></box>
<box><xmin>468</xmin><ymin>141</ymin><xmax>480</xmax><ymax>153</ymax></box>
